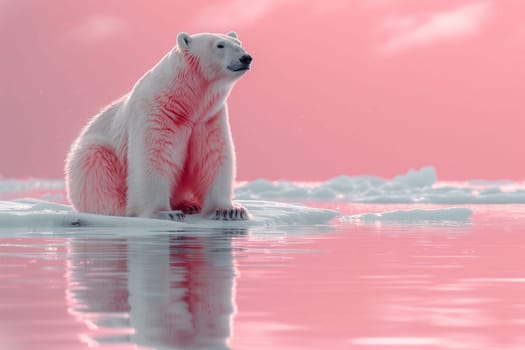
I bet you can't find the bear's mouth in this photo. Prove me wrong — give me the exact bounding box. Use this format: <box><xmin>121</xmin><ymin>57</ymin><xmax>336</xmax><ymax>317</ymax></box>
<box><xmin>227</xmin><ymin>65</ymin><xmax>250</xmax><ymax>72</ymax></box>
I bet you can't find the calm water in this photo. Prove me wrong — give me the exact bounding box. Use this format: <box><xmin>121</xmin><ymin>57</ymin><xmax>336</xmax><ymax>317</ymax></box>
<box><xmin>1</xmin><ymin>204</ymin><xmax>525</xmax><ymax>350</ymax></box>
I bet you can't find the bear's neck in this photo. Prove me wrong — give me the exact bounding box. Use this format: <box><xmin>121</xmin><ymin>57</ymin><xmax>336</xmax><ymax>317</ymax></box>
<box><xmin>153</xmin><ymin>51</ymin><xmax>231</xmax><ymax>125</ymax></box>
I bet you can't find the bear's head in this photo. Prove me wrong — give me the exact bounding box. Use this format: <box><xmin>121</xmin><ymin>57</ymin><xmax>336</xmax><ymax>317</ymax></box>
<box><xmin>176</xmin><ymin>32</ymin><xmax>252</xmax><ymax>82</ymax></box>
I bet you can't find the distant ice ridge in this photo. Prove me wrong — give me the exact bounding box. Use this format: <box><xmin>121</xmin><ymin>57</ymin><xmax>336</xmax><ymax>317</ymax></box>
<box><xmin>1</xmin><ymin>166</ymin><xmax>524</xmax><ymax>204</ymax></box>
<box><xmin>0</xmin><ymin>178</ymin><xmax>65</xmax><ymax>193</ymax></box>
<box><xmin>235</xmin><ymin>166</ymin><xmax>525</xmax><ymax>204</ymax></box>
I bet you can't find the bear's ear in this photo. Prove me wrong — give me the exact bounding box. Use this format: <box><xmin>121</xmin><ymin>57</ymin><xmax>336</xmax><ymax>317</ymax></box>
<box><xmin>226</xmin><ymin>31</ymin><xmax>238</xmax><ymax>39</ymax></box>
<box><xmin>177</xmin><ymin>32</ymin><xmax>192</xmax><ymax>49</ymax></box>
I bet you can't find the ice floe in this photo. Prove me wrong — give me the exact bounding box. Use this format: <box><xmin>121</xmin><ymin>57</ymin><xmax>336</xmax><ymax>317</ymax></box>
<box><xmin>345</xmin><ymin>207</ymin><xmax>474</xmax><ymax>223</ymax></box>
<box><xmin>0</xmin><ymin>167</ymin><xmax>523</xmax><ymax>229</ymax></box>
<box><xmin>0</xmin><ymin>199</ymin><xmax>339</xmax><ymax>230</ymax></box>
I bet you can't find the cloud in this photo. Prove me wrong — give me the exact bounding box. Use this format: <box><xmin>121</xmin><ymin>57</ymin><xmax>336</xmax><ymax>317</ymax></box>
<box><xmin>68</xmin><ymin>15</ymin><xmax>127</xmax><ymax>43</ymax></box>
<box><xmin>380</xmin><ymin>1</ymin><xmax>492</xmax><ymax>53</ymax></box>
<box><xmin>190</xmin><ymin>0</ymin><xmax>284</xmax><ymax>30</ymax></box>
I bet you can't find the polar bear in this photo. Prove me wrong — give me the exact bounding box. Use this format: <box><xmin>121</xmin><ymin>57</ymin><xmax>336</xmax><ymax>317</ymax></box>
<box><xmin>65</xmin><ymin>32</ymin><xmax>252</xmax><ymax>220</ymax></box>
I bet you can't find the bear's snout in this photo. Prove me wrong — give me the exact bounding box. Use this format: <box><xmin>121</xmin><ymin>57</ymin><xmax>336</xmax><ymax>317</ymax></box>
<box><xmin>227</xmin><ymin>54</ymin><xmax>253</xmax><ymax>72</ymax></box>
<box><xmin>239</xmin><ymin>54</ymin><xmax>253</xmax><ymax>66</ymax></box>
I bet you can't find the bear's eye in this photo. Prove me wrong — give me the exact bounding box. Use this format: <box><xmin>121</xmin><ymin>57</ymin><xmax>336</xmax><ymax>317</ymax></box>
<box><xmin>217</xmin><ymin>43</ymin><xmax>225</xmax><ymax>49</ymax></box>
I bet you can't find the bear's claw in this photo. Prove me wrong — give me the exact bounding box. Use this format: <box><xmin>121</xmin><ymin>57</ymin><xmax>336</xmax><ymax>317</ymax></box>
<box><xmin>173</xmin><ymin>201</ymin><xmax>202</xmax><ymax>215</ymax></box>
<box><xmin>159</xmin><ymin>210</ymin><xmax>185</xmax><ymax>221</ymax></box>
<box><xmin>212</xmin><ymin>207</ymin><xmax>249</xmax><ymax>221</ymax></box>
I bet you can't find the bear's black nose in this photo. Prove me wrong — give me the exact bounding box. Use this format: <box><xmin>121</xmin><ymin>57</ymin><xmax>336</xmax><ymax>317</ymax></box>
<box><xmin>239</xmin><ymin>54</ymin><xmax>253</xmax><ymax>65</ymax></box>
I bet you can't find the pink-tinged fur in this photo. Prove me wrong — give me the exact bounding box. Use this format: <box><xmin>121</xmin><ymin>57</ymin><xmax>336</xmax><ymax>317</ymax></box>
<box><xmin>74</xmin><ymin>144</ymin><xmax>127</xmax><ymax>216</ymax></box>
<box><xmin>172</xmin><ymin>113</ymin><xmax>226</xmax><ymax>208</ymax></box>
<box><xmin>145</xmin><ymin>56</ymin><xmax>225</xmax><ymax>212</ymax></box>
<box><xmin>65</xmin><ymin>32</ymin><xmax>250</xmax><ymax>219</ymax></box>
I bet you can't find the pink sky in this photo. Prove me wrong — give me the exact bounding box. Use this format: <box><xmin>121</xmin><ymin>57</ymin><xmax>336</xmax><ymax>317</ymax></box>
<box><xmin>0</xmin><ymin>0</ymin><xmax>524</xmax><ymax>181</ymax></box>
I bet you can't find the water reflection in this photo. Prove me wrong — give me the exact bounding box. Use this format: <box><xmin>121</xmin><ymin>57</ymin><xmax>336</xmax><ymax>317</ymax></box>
<box><xmin>66</xmin><ymin>230</ymin><xmax>243</xmax><ymax>349</ymax></box>
<box><xmin>1</xmin><ymin>205</ymin><xmax>525</xmax><ymax>350</ymax></box>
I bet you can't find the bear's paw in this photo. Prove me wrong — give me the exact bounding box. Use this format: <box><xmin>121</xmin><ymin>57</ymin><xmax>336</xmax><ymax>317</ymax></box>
<box><xmin>159</xmin><ymin>210</ymin><xmax>186</xmax><ymax>221</ymax></box>
<box><xmin>211</xmin><ymin>206</ymin><xmax>249</xmax><ymax>221</ymax></box>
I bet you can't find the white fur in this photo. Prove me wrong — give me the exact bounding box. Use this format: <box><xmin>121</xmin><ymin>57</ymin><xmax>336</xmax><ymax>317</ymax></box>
<box><xmin>65</xmin><ymin>32</ymin><xmax>251</xmax><ymax>219</ymax></box>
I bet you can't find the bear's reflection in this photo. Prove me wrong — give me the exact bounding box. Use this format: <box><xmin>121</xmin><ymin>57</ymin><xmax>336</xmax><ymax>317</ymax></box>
<box><xmin>66</xmin><ymin>230</ymin><xmax>242</xmax><ymax>349</ymax></box>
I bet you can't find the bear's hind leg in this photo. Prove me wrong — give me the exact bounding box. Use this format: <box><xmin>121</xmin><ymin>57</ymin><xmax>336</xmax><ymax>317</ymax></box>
<box><xmin>67</xmin><ymin>144</ymin><xmax>127</xmax><ymax>216</ymax></box>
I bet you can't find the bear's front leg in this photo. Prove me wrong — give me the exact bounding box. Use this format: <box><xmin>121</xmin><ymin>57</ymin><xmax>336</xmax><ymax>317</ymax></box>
<box><xmin>126</xmin><ymin>119</ymin><xmax>192</xmax><ymax>219</ymax></box>
<box><xmin>194</xmin><ymin>107</ymin><xmax>250</xmax><ymax>221</ymax></box>
<box><xmin>203</xmin><ymin>158</ymin><xmax>250</xmax><ymax>221</ymax></box>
